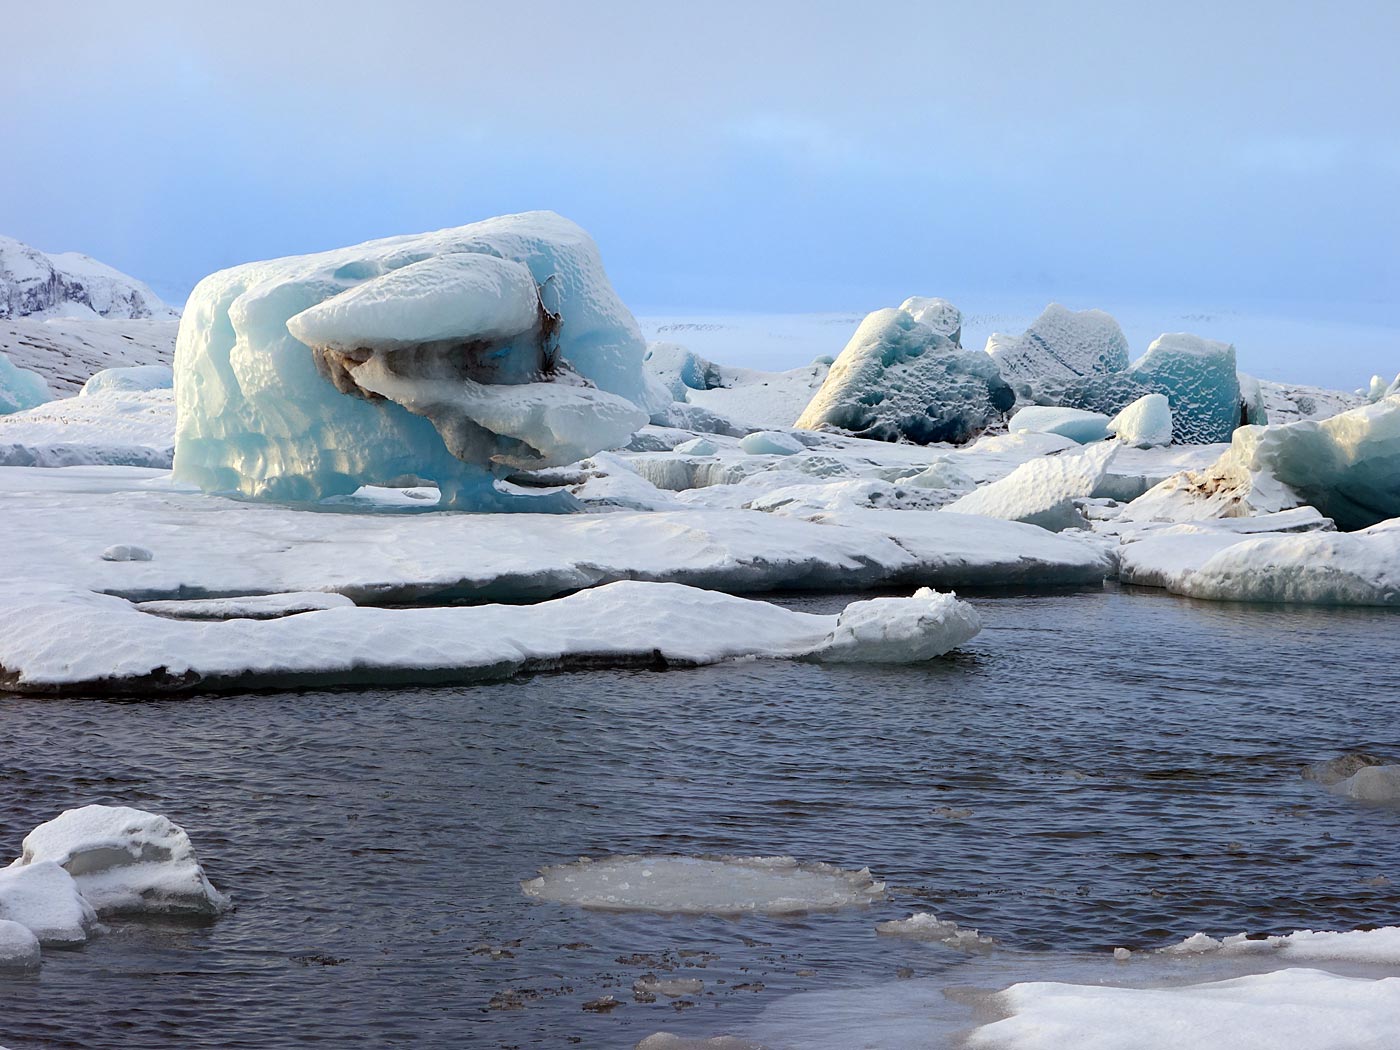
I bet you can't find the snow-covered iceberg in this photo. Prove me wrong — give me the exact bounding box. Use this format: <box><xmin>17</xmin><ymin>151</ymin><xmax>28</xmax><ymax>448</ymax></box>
<box><xmin>0</xmin><ymin>860</ymin><xmax>96</xmax><ymax>946</ymax></box>
<box><xmin>795</xmin><ymin>301</ymin><xmax>1013</xmax><ymax>444</ymax></box>
<box><xmin>0</xmin><ymin>919</ymin><xmax>40</xmax><ymax>970</ymax></box>
<box><xmin>0</xmin><ymin>349</ymin><xmax>50</xmax><ymax>414</ymax></box>
<box><xmin>802</xmin><ymin>587</ymin><xmax>981</xmax><ymax>663</ymax></box>
<box><xmin>1107</xmin><ymin>392</ymin><xmax>1172</xmax><ymax>447</ymax></box>
<box><xmin>942</xmin><ymin>442</ymin><xmax>1118</xmax><ymax>530</ymax></box>
<box><xmin>874</xmin><ymin>911</ymin><xmax>995</xmax><ymax>951</ymax></box>
<box><xmin>15</xmin><ymin>805</ymin><xmax>230</xmax><ymax>915</ymax></box>
<box><xmin>521</xmin><ymin>854</ymin><xmax>885</xmax><ymax>914</ymax></box>
<box><xmin>174</xmin><ymin>212</ymin><xmax>651</xmax><ymax>510</ymax></box>
<box><xmin>1124</xmin><ymin>395</ymin><xmax>1400</xmax><ymax>530</ymax></box>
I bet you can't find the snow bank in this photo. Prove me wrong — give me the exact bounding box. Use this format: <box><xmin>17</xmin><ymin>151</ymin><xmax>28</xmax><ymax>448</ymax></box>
<box><xmin>16</xmin><ymin>805</ymin><xmax>229</xmax><ymax>915</ymax></box>
<box><xmin>874</xmin><ymin>911</ymin><xmax>995</xmax><ymax>950</ymax></box>
<box><xmin>521</xmin><ymin>854</ymin><xmax>885</xmax><ymax>914</ymax></box>
<box><xmin>81</xmin><ymin>364</ymin><xmax>173</xmax><ymax>396</ymax></box>
<box><xmin>0</xmin><ymin>580</ymin><xmax>979</xmax><ymax>694</ymax></box>
<box><xmin>0</xmin><ymin>349</ymin><xmax>51</xmax><ymax>414</ymax></box>
<box><xmin>942</xmin><ymin>442</ymin><xmax>1118</xmax><ymax>530</ymax></box>
<box><xmin>0</xmin><ymin>860</ymin><xmax>96</xmax><ymax>945</ymax></box>
<box><xmin>796</xmin><ymin>302</ymin><xmax>1012</xmax><ymax>444</ymax></box>
<box><xmin>1008</xmin><ymin>406</ymin><xmax>1110</xmax><ymax>443</ymax></box>
<box><xmin>968</xmin><ymin>968</ymin><xmax>1400</xmax><ymax>1050</ymax></box>
<box><xmin>174</xmin><ymin>211</ymin><xmax>651</xmax><ymax>510</ymax></box>
<box><xmin>803</xmin><ymin>588</ymin><xmax>981</xmax><ymax>663</ymax></box>
<box><xmin>1107</xmin><ymin>392</ymin><xmax>1172</xmax><ymax>447</ymax></box>
<box><xmin>1125</xmin><ymin>396</ymin><xmax>1400</xmax><ymax>530</ymax></box>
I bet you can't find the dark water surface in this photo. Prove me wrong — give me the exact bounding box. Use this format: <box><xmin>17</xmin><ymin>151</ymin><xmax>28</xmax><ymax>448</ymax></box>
<box><xmin>1</xmin><ymin>586</ymin><xmax>1397</xmax><ymax>1048</ymax></box>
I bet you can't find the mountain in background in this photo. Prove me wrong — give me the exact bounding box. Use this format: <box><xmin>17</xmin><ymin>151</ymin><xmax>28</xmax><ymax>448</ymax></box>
<box><xmin>0</xmin><ymin>235</ymin><xmax>179</xmax><ymax>321</ymax></box>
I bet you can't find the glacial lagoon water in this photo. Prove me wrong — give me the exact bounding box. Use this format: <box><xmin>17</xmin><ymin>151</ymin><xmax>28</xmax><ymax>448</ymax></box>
<box><xmin>1</xmin><ymin>586</ymin><xmax>1397</xmax><ymax>1048</ymax></box>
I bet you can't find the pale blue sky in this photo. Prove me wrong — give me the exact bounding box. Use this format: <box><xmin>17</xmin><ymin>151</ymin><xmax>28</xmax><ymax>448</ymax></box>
<box><xmin>4</xmin><ymin>0</ymin><xmax>1397</xmax><ymax>324</ymax></box>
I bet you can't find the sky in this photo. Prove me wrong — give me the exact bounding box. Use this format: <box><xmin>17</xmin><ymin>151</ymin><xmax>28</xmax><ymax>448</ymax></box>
<box><xmin>3</xmin><ymin>1</ymin><xmax>1398</xmax><ymax>341</ymax></box>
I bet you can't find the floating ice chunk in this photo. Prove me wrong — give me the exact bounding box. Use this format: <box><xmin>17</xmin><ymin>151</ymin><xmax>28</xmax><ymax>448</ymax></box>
<box><xmin>0</xmin><ymin>860</ymin><xmax>96</xmax><ymax>945</ymax></box>
<box><xmin>1332</xmin><ymin>765</ymin><xmax>1400</xmax><ymax>802</ymax></box>
<box><xmin>80</xmin><ymin>364</ymin><xmax>174</xmax><ymax>396</ymax></box>
<box><xmin>636</xmin><ymin>1035</ymin><xmax>764</xmax><ymax>1050</ymax></box>
<box><xmin>1127</xmin><ymin>333</ymin><xmax>1241</xmax><ymax>444</ymax></box>
<box><xmin>967</xmin><ymin>968</ymin><xmax>1400</xmax><ymax>1050</ymax></box>
<box><xmin>875</xmin><ymin>911</ymin><xmax>995</xmax><ymax>951</ymax></box>
<box><xmin>101</xmin><ymin>543</ymin><xmax>153</xmax><ymax>562</ymax></box>
<box><xmin>739</xmin><ymin>430</ymin><xmax>804</xmax><ymax>456</ymax></box>
<box><xmin>16</xmin><ymin>805</ymin><xmax>230</xmax><ymax>916</ymax></box>
<box><xmin>0</xmin><ymin>918</ymin><xmax>40</xmax><ymax>969</ymax></box>
<box><xmin>796</xmin><ymin>304</ymin><xmax>1013</xmax><ymax>444</ymax></box>
<box><xmin>986</xmin><ymin>304</ymin><xmax>1130</xmax><ymax>385</ymax></box>
<box><xmin>1009</xmin><ymin>406</ymin><xmax>1111</xmax><ymax>444</ymax></box>
<box><xmin>1107</xmin><ymin>393</ymin><xmax>1172</xmax><ymax>448</ymax></box>
<box><xmin>942</xmin><ymin>443</ymin><xmax>1118</xmax><ymax>531</ymax></box>
<box><xmin>174</xmin><ymin>211</ymin><xmax>651</xmax><ymax>510</ymax></box>
<box><xmin>1302</xmin><ymin>752</ymin><xmax>1386</xmax><ymax>785</ymax></box>
<box><xmin>804</xmin><ymin>588</ymin><xmax>981</xmax><ymax>663</ymax></box>
<box><xmin>635</xmin><ymin>975</ymin><xmax>705</xmax><ymax>998</ymax></box>
<box><xmin>1160</xmin><ymin>926</ymin><xmax>1400</xmax><ymax>964</ymax></box>
<box><xmin>136</xmin><ymin>591</ymin><xmax>354</xmax><ymax>620</ymax></box>
<box><xmin>520</xmin><ymin>855</ymin><xmax>885</xmax><ymax>915</ymax></box>
<box><xmin>898</xmin><ymin>296</ymin><xmax>962</xmax><ymax>343</ymax></box>
<box><xmin>674</xmin><ymin>436</ymin><xmax>719</xmax><ymax>456</ymax></box>
<box><xmin>0</xmin><ymin>349</ymin><xmax>51</xmax><ymax>414</ymax></box>
<box><xmin>1124</xmin><ymin>396</ymin><xmax>1400</xmax><ymax>530</ymax></box>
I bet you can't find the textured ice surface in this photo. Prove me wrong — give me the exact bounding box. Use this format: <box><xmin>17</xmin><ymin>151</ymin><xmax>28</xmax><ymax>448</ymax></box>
<box><xmin>1008</xmin><ymin>406</ymin><xmax>1111</xmax><ymax>443</ymax></box>
<box><xmin>1125</xmin><ymin>395</ymin><xmax>1400</xmax><ymax>530</ymax></box>
<box><xmin>739</xmin><ymin>430</ymin><xmax>804</xmax><ymax>455</ymax></box>
<box><xmin>0</xmin><ymin>860</ymin><xmax>96</xmax><ymax>946</ymax></box>
<box><xmin>17</xmin><ymin>805</ymin><xmax>229</xmax><ymax>915</ymax></box>
<box><xmin>0</xmin><ymin>919</ymin><xmax>41</xmax><ymax>970</ymax></box>
<box><xmin>81</xmin><ymin>364</ymin><xmax>173</xmax><ymax>396</ymax></box>
<box><xmin>1107</xmin><ymin>392</ymin><xmax>1172</xmax><ymax>447</ymax></box>
<box><xmin>943</xmin><ymin>442</ymin><xmax>1118</xmax><ymax>530</ymax></box>
<box><xmin>1127</xmin><ymin>333</ymin><xmax>1241</xmax><ymax>444</ymax></box>
<box><xmin>898</xmin><ymin>296</ymin><xmax>962</xmax><ymax>343</ymax></box>
<box><xmin>967</xmin><ymin>968</ymin><xmax>1400</xmax><ymax>1050</ymax></box>
<box><xmin>803</xmin><ymin>587</ymin><xmax>981</xmax><ymax>663</ymax></box>
<box><xmin>987</xmin><ymin>304</ymin><xmax>1130</xmax><ymax>385</ymax></box>
<box><xmin>796</xmin><ymin>303</ymin><xmax>1012</xmax><ymax>444</ymax></box>
<box><xmin>0</xmin><ymin>349</ymin><xmax>50</xmax><ymax>414</ymax></box>
<box><xmin>174</xmin><ymin>211</ymin><xmax>650</xmax><ymax>510</ymax></box>
<box><xmin>0</xmin><ymin>388</ymin><xmax>174</xmax><ymax>468</ymax></box>
<box><xmin>520</xmin><ymin>854</ymin><xmax>885</xmax><ymax>914</ymax></box>
<box><xmin>874</xmin><ymin>911</ymin><xmax>995</xmax><ymax>950</ymax></box>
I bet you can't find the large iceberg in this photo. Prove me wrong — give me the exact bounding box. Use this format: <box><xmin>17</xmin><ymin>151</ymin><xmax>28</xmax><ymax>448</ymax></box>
<box><xmin>174</xmin><ymin>212</ymin><xmax>651</xmax><ymax>510</ymax></box>
<box><xmin>986</xmin><ymin>303</ymin><xmax>1130</xmax><ymax>384</ymax></box>
<box><xmin>795</xmin><ymin>300</ymin><xmax>1013</xmax><ymax>443</ymax></box>
<box><xmin>1124</xmin><ymin>395</ymin><xmax>1400</xmax><ymax>530</ymax></box>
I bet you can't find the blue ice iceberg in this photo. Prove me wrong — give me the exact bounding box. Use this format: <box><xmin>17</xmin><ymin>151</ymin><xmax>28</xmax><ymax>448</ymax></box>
<box><xmin>795</xmin><ymin>301</ymin><xmax>1013</xmax><ymax>444</ymax></box>
<box><xmin>173</xmin><ymin>212</ymin><xmax>651</xmax><ymax>509</ymax></box>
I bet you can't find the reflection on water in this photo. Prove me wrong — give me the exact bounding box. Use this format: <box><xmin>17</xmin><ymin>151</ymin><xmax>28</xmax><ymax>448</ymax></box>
<box><xmin>0</xmin><ymin>586</ymin><xmax>1396</xmax><ymax>1048</ymax></box>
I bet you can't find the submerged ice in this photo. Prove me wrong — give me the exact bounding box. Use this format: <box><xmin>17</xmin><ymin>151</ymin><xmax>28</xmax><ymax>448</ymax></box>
<box><xmin>174</xmin><ymin>212</ymin><xmax>651</xmax><ymax>510</ymax></box>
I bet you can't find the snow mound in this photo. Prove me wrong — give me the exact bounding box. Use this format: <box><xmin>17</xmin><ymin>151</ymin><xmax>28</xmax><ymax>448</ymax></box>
<box><xmin>943</xmin><ymin>442</ymin><xmax>1118</xmax><ymax>530</ymax></box>
<box><xmin>0</xmin><ymin>349</ymin><xmax>51</xmax><ymax>414</ymax></box>
<box><xmin>739</xmin><ymin>430</ymin><xmax>804</xmax><ymax>456</ymax></box>
<box><xmin>0</xmin><ymin>235</ymin><xmax>178</xmax><ymax>321</ymax></box>
<box><xmin>967</xmin><ymin>968</ymin><xmax>1400</xmax><ymax>1050</ymax></box>
<box><xmin>795</xmin><ymin>303</ymin><xmax>1013</xmax><ymax>444</ymax></box>
<box><xmin>986</xmin><ymin>304</ymin><xmax>1130</xmax><ymax>384</ymax></box>
<box><xmin>1107</xmin><ymin>392</ymin><xmax>1172</xmax><ymax>447</ymax></box>
<box><xmin>0</xmin><ymin>919</ymin><xmax>40</xmax><ymax>970</ymax></box>
<box><xmin>0</xmin><ymin>860</ymin><xmax>96</xmax><ymax>945</ymax></box>
<box><xmin>1124</xmin><ymin>395</ymin><xmax>1400</xmax><ymax>530</ymax></box>
<box><xmin>1160</xmin><ymin>926</ymin><xmax>1400</xmax><ymax>965</ymax></box>
<box><xmin>16</xmin><ymin>805</ymin><xmax>229</xmax><ymax>916</ymax></box>
<box><xmin>1009</xmin><ymin>406</ymin><xmax>1110</xmax><ymax>444</ymax></box>
<box><xmin>1332</xmin><ymin>765</ymin><xmax>1400</xmax><ymax>802</ymax></box>
<box><xmin>875</xmin><ymin>911</ymin><xmax>995</xmax><ymax>950</ymax></box>
<box><xmin>520</xmin><ymin>854</ymin><xmax>885</xmax><ymax>914</ymax></box>
<box><xmin>804</xmin><ymin>588</ymin><xmax>981</xmax><ymax>663</ymax></box>
<box><xmin>81</xmin><ymin>364</ymin><xmax>173</xmax><ymax>396</ymax></box>
<box><xmin>174</xmin><ymin>211</ymin><xmax>650</xmax><ymax>510</ymax></box>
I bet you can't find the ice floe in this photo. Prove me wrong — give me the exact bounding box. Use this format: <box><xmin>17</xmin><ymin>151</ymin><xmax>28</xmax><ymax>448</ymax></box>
<box><xmin>521</xmin><ymin>854</ymin><xmax>885</xmax><ymax>915</ymax></box>
<box><xmin>801</xmin><ymin>588</ymin><xmax>981</xmax><ymax>663</ymax></box>
<box><xmin>874</xmin><ymin>911</ymin><xmax>995</xmax><ymax>950</ymax></box>
<box><xmin>1161</xmin><ymin>926</ymin><xmax>1400</xmax><ymax>963</ymax></box>
<box><xmin>0</xmin><ymin>860</ymin><xmax>96</xmax><ymax>946</ymax></box>
<box><xmin>1331</xmin><ymin>765</ymin><xmax>1400</xmax><ymax>802</ymax></box>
